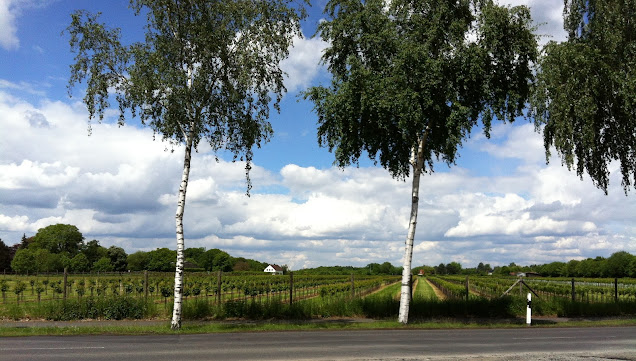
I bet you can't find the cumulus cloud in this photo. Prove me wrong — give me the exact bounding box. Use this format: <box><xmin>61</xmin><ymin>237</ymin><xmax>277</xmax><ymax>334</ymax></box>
<box><xmin>501</xmin><ymin>0</ymin><xmax>567</xmax><ymax>44</ymax></box>
<box><xmin>0</xmin><ymin>0</ymin><xmax>19</xmax><ymax>50</ymax></box>
<box><xmin>0</xmin><ymin>0</ymin><xmax>53</xmax><ymax>51</ymax></box>
<box><xmin>1</xmin><ymin>82</ymin><xmax>636</xmax><ymax>270</ymax></box>
<box><xmin>0</xmin><ymin>214</ymin><xmax>30</xmax><ymax>231</ymax></box>
<box><xmin>479</xmin><ymin>123</ymin><xmax>546</xmax><ymax>164</ymax></box>
<box><xmin>0</xmin><ymin>160</ymin><xmax>79</xmax><ymax>189</ymax></box>
<box><xmin>280</xmin><ymin>35</ymin><xmax>328</xmax><ymax>92</ymax></box>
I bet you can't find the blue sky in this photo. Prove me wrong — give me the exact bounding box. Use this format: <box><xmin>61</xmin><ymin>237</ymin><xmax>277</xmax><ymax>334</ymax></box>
<box><xmin>1</xmin><ymin>0</ymin><xmax>635</xmax><ymax>270</ymax></box>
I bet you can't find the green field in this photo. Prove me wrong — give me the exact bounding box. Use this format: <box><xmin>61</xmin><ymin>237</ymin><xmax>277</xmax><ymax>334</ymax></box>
<box><xmin>413</xmin><ymin>278</ymin><xmax>438</xmax><ymax>299</ymax></box>
<box><xmin>1</xmin><ymin>273</ymin><xmax>635</xmax><ymax>321</ymax></box>
<box><xmin>0</xmin><ymin>272</ymin><xmax>400</xmax><ymax>320</ymax></box>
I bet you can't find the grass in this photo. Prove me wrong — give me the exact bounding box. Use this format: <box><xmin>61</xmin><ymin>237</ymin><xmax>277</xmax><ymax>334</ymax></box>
<box><xmin>413</xmin><ymin>278</ymin><xmax>438</xmax><ymax>300</ymax></box>
<box><xmin>2</xmin><ymin>317</ymin><xmax>636</xmax><ymax>337</ymax></box>
<box><xmin>3</xmin><ymin>288</ymin><xmax>636</xmax><ymax>323</ymax></box>
<box><xmin>368</xmin><ymin>281</ymin><xmax>401</xmax><ymax>298</ymax></box>
<box><xmin>2</xmin><ymin>275</ymin><xmax>636</xmax><ymax>337</ymax></box>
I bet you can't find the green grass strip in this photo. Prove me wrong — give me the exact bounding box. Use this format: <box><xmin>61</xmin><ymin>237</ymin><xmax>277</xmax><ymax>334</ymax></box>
<box><xmin>367</xmin><ymin>281</ymin><xmax>401</xmax><ymax>298</ymax></box>
<box><xmin>414</xmin><ymin>278</ymin><xmax>438</xmax><ymax>300</ymax></box>
<box><xmin>1</xmin><ymin>318</ymin><xmax>636</xmax><ymax>337</ymax></box>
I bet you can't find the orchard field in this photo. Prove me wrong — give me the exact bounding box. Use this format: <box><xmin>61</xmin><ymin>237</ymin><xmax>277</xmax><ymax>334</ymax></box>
<box><xmin>1</xmin><ymin>272</ymin><xmax>635</xmax><ymax>321</ymax></box>
<box><xmin>0</xmin><ymin>272</ymin><xmax>400</xmax><ymax>320</ymax></box>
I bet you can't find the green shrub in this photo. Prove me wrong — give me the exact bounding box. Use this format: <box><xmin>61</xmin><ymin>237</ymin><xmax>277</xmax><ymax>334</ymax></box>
<box><xmin>2</xmin><ymin>304</ymin><xmax>25</xmax><ymax>320</ymax></box>
<box><xmin>182</xmin><ymin>299</ymin><xmax>217</xmax><ymax>319</ymax></box>
<box><xmin>556</xmin><ymin>299</ymin><xmax>636</xmax><ymax>317</ymax></box>
<box><xmin>41</xmin><ymin>297</ymin><xmax>156</xmax><ymax>321</ymax></box>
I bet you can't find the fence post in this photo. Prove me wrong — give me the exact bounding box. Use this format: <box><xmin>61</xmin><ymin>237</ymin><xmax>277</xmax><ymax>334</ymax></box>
<box><xmin>216</xmin><ymin>271</ymin><xmax>222</xmax><ymax>304</ymax></box>
<box><xmin>289</xmin><ymin>272</ymin><xmax>294</xmax><ymax>305</ymax></box>
<box><xmin>465</xmin><ymin>276</ymin><xmax>469</xmax><ymax>301</ymax></box>
<box><xmin>615</xmin><ymin>278</ymin><xmax>618</xmax><ymax>303</ymax></box>
<box><xmin>351</xmin><ymin>274</ymin><xmax>355</xmax><ymax>298</ymax></box>
<box><xmin>571</xmin><ymin>278</ymin><xmax>575</xmax><ymax>302</ymax></box>
<box><xmin>144</xmin><ymin>270</ymin><xmax>149</xmax><ymax>299</ymax></box>
<box><xmin>63</xmin><ymin>267</ymin><xmax>68</xmax><ymax>300</ymax></box>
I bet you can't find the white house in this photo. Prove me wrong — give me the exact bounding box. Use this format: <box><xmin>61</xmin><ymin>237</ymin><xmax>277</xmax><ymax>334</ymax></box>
<box><xmin>264</xmin><ymin>264</ymin><xmax>283</xmax><ymax>275</ymax></box>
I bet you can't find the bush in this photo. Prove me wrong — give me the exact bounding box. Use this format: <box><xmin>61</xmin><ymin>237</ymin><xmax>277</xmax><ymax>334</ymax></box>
<box><xmin>556</xmin><ymin>299</ymin><xmax>636</xmax><ymax>317</ymax></box>
<box><xmin>181</xmin><ymin>299</ymin><xmax>217</xmax><ymax>320</ymax></box>
<box><xmin>42</xmin><ymin>297</ymin><xmax>156</xmax><ymax>321</ymax></box>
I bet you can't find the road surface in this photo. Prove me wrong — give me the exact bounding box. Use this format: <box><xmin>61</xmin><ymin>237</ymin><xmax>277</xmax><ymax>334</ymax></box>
<box><xmin>0</xmin><ymin>327</ymin><xmax>634</xmax><ymax>360</ymax></box>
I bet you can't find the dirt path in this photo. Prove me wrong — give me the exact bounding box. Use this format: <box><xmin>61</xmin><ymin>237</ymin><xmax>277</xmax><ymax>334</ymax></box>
<box><xmin>425</xmin><ymin>278</ymin><xmax>447</xmax><ymax>300</ymax></box>
<box><xmin>365</xmin><ymin>280</ymin><xmax>400</xmax><ymax>297</ymax></box>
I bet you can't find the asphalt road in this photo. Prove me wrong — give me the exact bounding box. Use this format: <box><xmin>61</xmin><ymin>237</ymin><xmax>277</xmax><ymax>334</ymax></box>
<box><xmin>0</xmin><ymin>327</ymin><xmax>634</xmax><ymax>361</ymax></box>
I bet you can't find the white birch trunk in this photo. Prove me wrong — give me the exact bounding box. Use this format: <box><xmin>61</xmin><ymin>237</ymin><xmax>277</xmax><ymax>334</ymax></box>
<box><xmin>170</xmin><ymin>62</ymin><xmax>194</xmax><ymax>330</ymax></box>
<box><xmin>170</xmin><ymin>131</ymin><xmax>193</xmax><ymax>330</ymax></box>
<box><xmin>398</xmin><ymin>132</ymin><xmax>427</xmax><ymax>324</ymax></box>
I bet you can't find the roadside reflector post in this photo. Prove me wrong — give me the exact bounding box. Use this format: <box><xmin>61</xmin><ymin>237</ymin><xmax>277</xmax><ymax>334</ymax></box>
<box><xmin>526</xmin><ymin>292</ymin><xmax>532</xmax><ymax>326</ymax></box>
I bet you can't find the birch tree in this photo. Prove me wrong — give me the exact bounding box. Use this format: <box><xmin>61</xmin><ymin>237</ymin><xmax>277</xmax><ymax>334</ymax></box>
<box><xmin>66</xmin><ymin>0</ymin><xmax>305</xmax><ymax>329</ymax></box>
<box><xmin>531</xmin><ymin>0</ymin><xmax>636</xmax><ymax>194</ymax></box>
<box><xmin>304</xmin><ymin>0</ymin><xmax>537</xmax><ymax>323</ymax></box>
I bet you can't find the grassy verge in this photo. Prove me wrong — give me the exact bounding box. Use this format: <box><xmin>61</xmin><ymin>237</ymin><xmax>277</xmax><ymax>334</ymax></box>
<box><xmin>2</xmin><ymin>317</ymin><xmax>636</xmax><ymax>337</ymax></box>
<box><xmin>4</xmin><ymin>293</ymin><xmax>636</xmax><ymax>321</ymax></box>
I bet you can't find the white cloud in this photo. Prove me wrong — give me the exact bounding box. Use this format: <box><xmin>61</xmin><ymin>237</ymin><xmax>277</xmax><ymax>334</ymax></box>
<box><xmin>280</xmin><ymin>35</ymin><xmax>328</xmax><ymax>92</ymax></box>
<box><xmin>0</xmin><ymin>160</ymin><xmax>79</xmax><ymax>189</ymax></box>
<box><xmin>1</xmin><ymin>89</ymin><xmax>635</xmax><ymax>270</ymax></box>
<box><xmin>0</xmin><ymin>0</ymin><xmax>19</xmax><ymax>50</ymax></box>
<box><xmin>0</xmin><ymin>79</ymin><xmax>47</xmax><ymax>96</ymax></box>
<box><xmin>0</xmin><ymin>214</ymin><xmax>29</xmax><ymax>231</ymax></box>
<box><xmin>0</xmin><ymin>0</ymin><xmax>53</xmax><ymax>51</ymax></box>
<box><xmin>480</xmin><ymin>123</ymin><xmax>545</xmax><ymax>164</ymax></box>
<box><xmin>501</xmin><ymin>0</ymin><xmax>566</xmax><ymax>44</ymax></box>
<box><xmin>279</xmin><ymin>251</ymin><xmax>309</xmax><ymax>270</ymax></box>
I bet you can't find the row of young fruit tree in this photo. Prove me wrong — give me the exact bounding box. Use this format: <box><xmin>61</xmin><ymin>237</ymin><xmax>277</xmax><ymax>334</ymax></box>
<box><xmin>430</xmin><ymin>275</ymin><xmax>636</xmax><ymax>302</ymax></box>
<box><xmin>0</xmin><ymin>271</ymin><xmax>400</xmax><ymax>307</ymax></box>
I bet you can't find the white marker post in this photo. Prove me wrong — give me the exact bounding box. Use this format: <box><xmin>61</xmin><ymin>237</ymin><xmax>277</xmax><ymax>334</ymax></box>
<box><xmin>526</xmin><ymin>292</ymin><xmax>532</xmax><ymax>326</ymax></box>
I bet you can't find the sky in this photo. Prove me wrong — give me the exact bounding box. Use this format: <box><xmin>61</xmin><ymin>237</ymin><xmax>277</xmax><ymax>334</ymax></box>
<box><xmin>1</xmin><ymin>0</ymin><xmax>634</xmax><ymax>271</ymax></box>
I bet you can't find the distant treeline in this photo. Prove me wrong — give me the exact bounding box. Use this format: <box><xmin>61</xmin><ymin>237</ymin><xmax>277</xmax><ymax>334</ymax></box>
<box><xmin>0</xmin><ymin>224</ymin><xmax>269</xmax><ymax>274</ymax></box>
<box><xmin>294</xmin><ymin>262</ymin><xmax>403</xmax><ymax>276</ymax></box>
<box><xmin>414</xmin><ymin>251</ymin><xmax>636</xmax><ymax>278</ymax></box>
<box><xmin>2</xmin><ymin>224</ymin><xmax>634</xmax><ymax>278</ymax></box>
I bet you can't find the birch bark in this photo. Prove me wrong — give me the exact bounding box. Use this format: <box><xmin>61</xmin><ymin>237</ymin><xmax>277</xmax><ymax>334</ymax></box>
<box><xmin>170</xmin><ymin>131</ymin><xmax>193</xmax><ymax>329</ymax></box>
<box><xmin>170</xmin><ymin>59</ymin><xmax>195</xmax><ymax>330</ymax></box>
<box><xmin>398</xmin><ymin>131</ymin><xmax>427</xmax><ymax>324</ymax></box>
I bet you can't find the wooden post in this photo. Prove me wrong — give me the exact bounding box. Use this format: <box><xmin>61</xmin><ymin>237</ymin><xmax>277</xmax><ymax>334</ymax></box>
<box><xmin>63</xmin><ymin>267</ymin><xmax>68</xmax><ymax>300</ymax></box>
<box><xmin>351</xmin><ymin>274</ymin><xmax>355</xmax><ymax>299</ymax></box>
<box><xmin>216</xmin><ymin>271</ymin><xmax>222</xmax><ymax>304</ymax></box>
<box><xmin>465</xmin><ymin>276</ymin><xmax>469</xmax><ymax>301</ymax></box>
<box><xmin>289</xmin><ymin>272</ymin><xmax>294</xmax><ymax>305</ymax></box>
<box><xmin>615</xmin><ymin>278</ymin><xmax>618</xmax><ymax>303</ymax></box>
<box><xmin>571</xmin><ymin>278</ymin><xmax>575</xmax><ymax>302</ymax></box>
<box><xmin>144</xmin><ymin>270</ymin><xmax>149</xmax><ymax>299</ymax></box>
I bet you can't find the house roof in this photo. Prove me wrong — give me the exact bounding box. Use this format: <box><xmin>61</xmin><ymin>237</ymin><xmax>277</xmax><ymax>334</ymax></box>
<box><xmin>268</xmin><ymin>264</ymin><xmax>283</xmax><ymax>271</ymax></box>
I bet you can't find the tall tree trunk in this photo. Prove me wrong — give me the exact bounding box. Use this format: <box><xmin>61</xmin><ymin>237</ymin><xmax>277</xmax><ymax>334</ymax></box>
<box><xmin>171</xmin><ymin>131</ymin><xmax>194</xmax><ymax>330</ymax></box>
<box><xmin>398</xmin><ymin>132</ymin><xmax>427</xmax><ymax>324</ymax></box>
